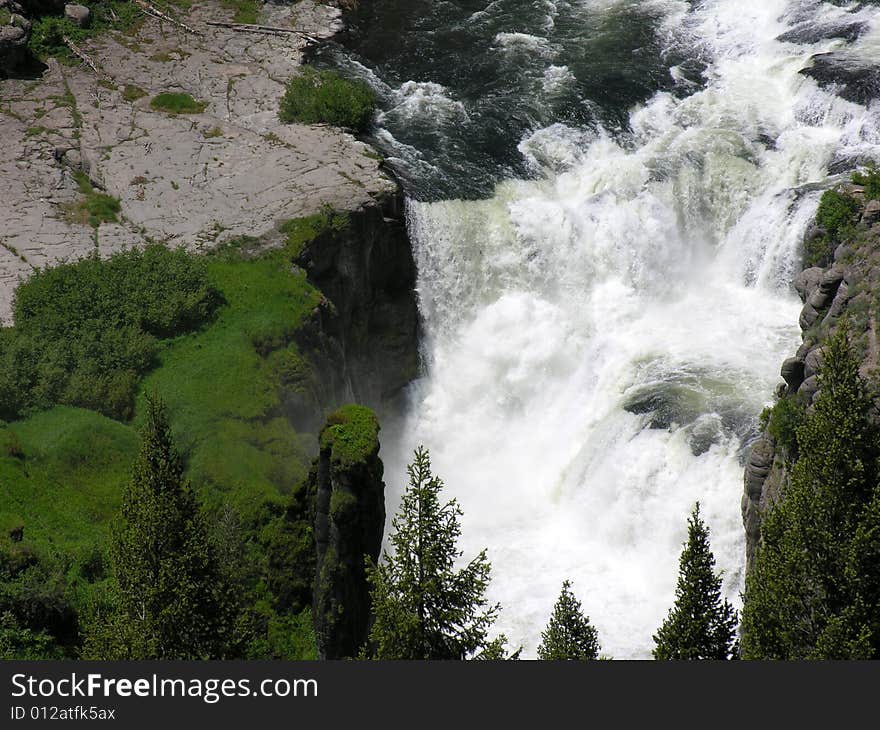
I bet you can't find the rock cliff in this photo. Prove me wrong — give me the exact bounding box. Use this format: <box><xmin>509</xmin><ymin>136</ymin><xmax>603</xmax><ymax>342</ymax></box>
<box><xmin>311</xmin><ymin>405</ymin><xmax>385</xmax><ymax>660</ymax></box>
<box><xmin>742</xmin><ymin>181</ymin><xmax>880</xmax><ymax>569</ymax></box>
<box><xmin>294</xmin><ymin>193</ymin><xmax>420</xmax><ymax>417</ymax></box>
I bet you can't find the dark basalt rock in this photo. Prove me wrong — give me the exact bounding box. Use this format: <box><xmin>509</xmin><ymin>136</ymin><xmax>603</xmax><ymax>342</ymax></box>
<box><xmin>777</xmin><ymin>21</ymin><xmax>867</xmax><ymax>45</ymax></box>
<box><xmin>744</xmin><ymin>435</ymin><xmax>775</xmax><ymax>503</ymax></box>
<box><xmin>0</xmin><ymin>1</ymin><xmax>30</xmax><ymax>76</ymax></box>
<box><xmin>295</xmin><ymin>192</ymin><xmax>420</xmax><ymax>416</ymax></box>
<box><xmin>799</xmin><ymin>301</ymin><xmax>820</xmax><ymax>331</ymax></box>
<box><xmin>781</xmin><ymin>357</ymin><xmax>805</xmax><ymax>392</ymax></box>
<box><xmin>801</xmin><ymin>53</ymin><xmax>880</xmax><ymax>105</ymax></box>
<box><xmin>312</xmin><ymin>406</ymin><xmax>385</xmax><ymax>660</ymax></box>
<box><xmin>798</xmin><ymin>374</ymin><xmax>819</xmax><ymax>403</ymax></box>
<box><xmin>822</xmin><ymin>281</ymin><xmax>851</xmax><ymax>327</ymax></box>
<box><xmin>803</xmin><ymin>347</ymin><xmax>825</xmax><ymax>380</ymax></box>
<box><xmin>794</xmin><ymin>267</ymin><xmax>823</xmax><ymax>303</ymax></box>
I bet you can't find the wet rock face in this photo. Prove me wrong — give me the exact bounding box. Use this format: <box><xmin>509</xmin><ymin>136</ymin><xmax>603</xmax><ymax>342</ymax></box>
<box><xmin>742</xmin><ymin>189</ymin><xmax>880</xmax><ymax>571</ymax></box>
<box><xmin>312</xmin><ymin>406</ymin><xmax>385</xmax><ymax>660</ymax></box>
<box><xmin>777</xmin><ymin>20</ymin><xmax>867</xmax><ymax>46</ymax></box>
<box><xmin>296</xmin><ymin>195</ymin><xmax>421</xmax><ymax>414</ymax></box>
<box><xmin>801</xmin><ymin>53</ymin><xmax>880</xmax><ymax>105</ymax></box>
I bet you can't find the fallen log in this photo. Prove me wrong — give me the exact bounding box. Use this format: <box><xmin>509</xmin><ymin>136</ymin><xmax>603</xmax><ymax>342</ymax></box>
<box><xmin>134</xmin><ymin>0</ymin><xmax>201</xmax><ymax>35</ymax></box>
<box><xmin>63</xmin><ymin>36</ymin><xmax>102</xmax><ymax>76</ymax></box>
<box><xmin>205</xmin><ymin>20</ymin><xmax>321</xmax><ymax>43</ymax></box>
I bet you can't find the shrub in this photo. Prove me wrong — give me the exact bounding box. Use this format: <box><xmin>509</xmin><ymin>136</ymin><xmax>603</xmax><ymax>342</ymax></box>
<box><xmin>0</xmin><ymin>246</ymin><xmax>219</xmax><ymax>421</ymax></box>
<box><xmin>150</xmin><ymin>92</ymin><xmax>207</xmax><ymax>115</ymax></box>
<box><xmin>816</xmin><ymin>189</ymin><xmax>859</xmax><ymax>241</ymax></box>
<box><xmin>279</xmin><ymin>68</ymin><xmax>375</xmax><ymax>131</ymax></box>
<box><xmin>763</xmin><ymin>395</ymin><xmax>807</xmax><ymax>455</ymax></box>
<box><xmin>807</xmin><ymin>189</ymin><xmax>861</xmax><ymax>267</ymax></box>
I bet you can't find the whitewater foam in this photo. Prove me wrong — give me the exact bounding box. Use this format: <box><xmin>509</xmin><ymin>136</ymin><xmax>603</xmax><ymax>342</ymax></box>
<box><xmin>378</xmin><ymin>0</ymin><xmax>880</xmax><ymax>658</ymax></box>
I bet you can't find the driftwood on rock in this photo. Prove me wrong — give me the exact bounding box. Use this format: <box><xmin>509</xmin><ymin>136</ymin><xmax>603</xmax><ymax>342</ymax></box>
<box><xmin>134</xmin><ymin>0</ymin><xmax>201</xmax><ymax>35</ymax></box>
<box><xmin>63</xmin><ymin>36</ymin><xmax>102</xmax><ymax>76</ymax></box>
<box><xmin>205</xmin><ymin>20</ymin><xmax>321</xmax><ymax>44</ymax></box>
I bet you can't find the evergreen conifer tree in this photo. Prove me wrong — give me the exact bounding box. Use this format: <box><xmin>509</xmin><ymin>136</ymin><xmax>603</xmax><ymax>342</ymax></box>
<box><xmin>741</xmin><ymin>324</ymin><xmax>880</xmax><ymax>659</ymax></box>
<box><xmin>537</xmin><ymin>580</ymin><xmax>600</xmax><ymax>660</ymax></box>
<box><xmin>653</xmin><ymin>503</ymin><xmax>737</xmax><ymax>660</ymax></box>
<box><xmin>365</xmin><ymin>446</ymin><xmax>511</xmax><ymax>659</ymax></box>
<box><xmin>83</xmin><ymin>395</ymin><xmax>237</xmax><ymax>659</ymax></box>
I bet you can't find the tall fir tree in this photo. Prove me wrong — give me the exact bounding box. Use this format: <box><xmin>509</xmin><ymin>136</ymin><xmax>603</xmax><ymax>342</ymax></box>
<box><xmin>365</xmin><ymin>446</ymin><xmax>512</xmax><ymax>659</ymax></box>
<box><xmin>83</xmin><ymin>395</ymin><xmax>238</xmax><ymax>659</ymax></box>
<box><xmin>653</xmin><ymin>503</ymin><xmax>737</xmax><ymax>660</ymax></box>
<box><xmin>537</xmin><ymin>580</ymin><xmax>600</xmax><ymax>660</ymax></box>
<box><xmin>741</xmin><ymin>323</ymin><xmax>880</xmax><ymax>659</ymax></box>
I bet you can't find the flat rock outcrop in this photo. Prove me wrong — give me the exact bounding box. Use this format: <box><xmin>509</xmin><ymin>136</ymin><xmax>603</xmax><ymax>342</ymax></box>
<box><xmin>0</xmin><ymin>0</ymin><xmax>396</xmax><ymax>324</ymax></box>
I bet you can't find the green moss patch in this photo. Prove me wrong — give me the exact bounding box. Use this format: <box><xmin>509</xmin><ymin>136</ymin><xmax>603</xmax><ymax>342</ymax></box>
<box><xmin>320</xmin><ymin>405</ymin><xmax>379</xmax><ymax>467</ymax></box>
<box><xmin>150</xmin><ymin>92</ymin><xmax>207</xmax><ymax>115</ymax></box>
<box><xmin>62</xmin><ymin>171</ymin><xmax>121</xmax><ymax>228</ymax></box>
<box><xmin>122</xmin><ymin>84</ymin><xmax>147</xmax><ymax>103</ymax></box>
<box><xmin>279</xmin><ymin>206</ymin><xmax>350</xmax><ymax>259</ymax></box>
<box><xmin>222</xmin><ymin>0</ymin><xmax>260</xmax><ymax>24</ymax></box>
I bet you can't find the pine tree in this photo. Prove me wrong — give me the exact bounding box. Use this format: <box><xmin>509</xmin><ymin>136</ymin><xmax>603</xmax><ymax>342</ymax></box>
<box><xmin>653</xmin><ymin>503</ymin><xmax>737</xmax><ymax>660</ymax></box>
<box><xmin>365</xmin><ymin>446</ymin><xmax>510</xmax><ymax>659</ymax></box>
<box><xmin>537</xmin><ymin>580</ymin><xmax>600</xmax><ymax>660</ymax></box>
<box><xmin>741</xmin><ymin>324</ymin><xmax>880</xmax><ymax>659</ymax></box>
<box><xmin>83</xmin><ymin>395</ymin><xmax>238</xmax><ymax>659</ymax></box>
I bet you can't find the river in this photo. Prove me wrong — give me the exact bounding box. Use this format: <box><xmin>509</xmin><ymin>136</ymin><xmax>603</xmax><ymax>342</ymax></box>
<box><xmin>314</xmin><ymin>0</ymin><xmax>880</xmax><ymax>658</ymax></box>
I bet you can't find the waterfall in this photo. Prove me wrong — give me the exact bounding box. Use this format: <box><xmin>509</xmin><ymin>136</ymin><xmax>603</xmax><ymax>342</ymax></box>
<box><xmin>332</xmin><ymin>0</ymin><xmax>880</xmax><ymax>657</ymax></box>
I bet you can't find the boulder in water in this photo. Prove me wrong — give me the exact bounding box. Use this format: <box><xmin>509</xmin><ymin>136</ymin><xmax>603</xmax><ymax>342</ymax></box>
<box><xmin>777</xmin><ymin>21</ymin><xmax>866</xmax><ymax>46</ymax></box>
<box><xmin>801</xmin><ymin>53</ymin><xmax>880</xmax><ymax>105</ymax></box>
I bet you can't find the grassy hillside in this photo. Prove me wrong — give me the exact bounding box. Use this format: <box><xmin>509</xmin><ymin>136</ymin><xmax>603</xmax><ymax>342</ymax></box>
<box><xmin>0</xmin><ymin>218</ymin><xmax>345</xmax><ymax>662</ymax></box>
<box><xmin>140</xmin><ymin>241</ymin><xmax>323</xmax><ymax>517</ymax></box>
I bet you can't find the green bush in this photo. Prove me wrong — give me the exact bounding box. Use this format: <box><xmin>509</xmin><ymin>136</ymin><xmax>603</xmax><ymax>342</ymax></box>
<box><xmin>762</xmin><ymin>395</ymin><xmax>807</xmax><ymax>454</ymax></box>
<box><xmin>27</xmin><ymin>16</ymin><xmax>87</xmax><ymax>62</ymax></box>
<box><xmin>852</xmin><ymin>165</ymin><xmax>880</xmax><ymax>201</ymax></box>
<box><xmin>0</xmin><ymin>547</ymin><xmax>78</xmax><ymax>656</ymax></box>
<box><xmin>27</xmin><ymin>2</ymin><xmax>143</xmax><ymax>62</ymax></box>
<box><xmin>279</xmin><ymin>68</ymin><xmax>375</xmax><ymax>131</ymax></box>
<box><xmin>150</xmin><ymin>92</ymin><xmax>206</xmax><ymax>115</ymax></box>
<box><xmin>816</xmin><ymin>189</ymin><xmax>860</xmax><ymax>241</ymax></box>
<box><xmin>807</xmin><ymin>189</ymin><xmax>861</xmax><ymax>267</ymax></box>
<box><xmin>0</xmin><ymin>246</ymin><xmax>219</xmax><ymax>421</ymax></box>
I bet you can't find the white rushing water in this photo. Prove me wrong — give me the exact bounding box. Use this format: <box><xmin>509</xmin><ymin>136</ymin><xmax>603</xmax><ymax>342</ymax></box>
<box><xmin>382</xmin><ymin>0</ymin><xmax>880</xmax><ymax>658</ymax></box>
